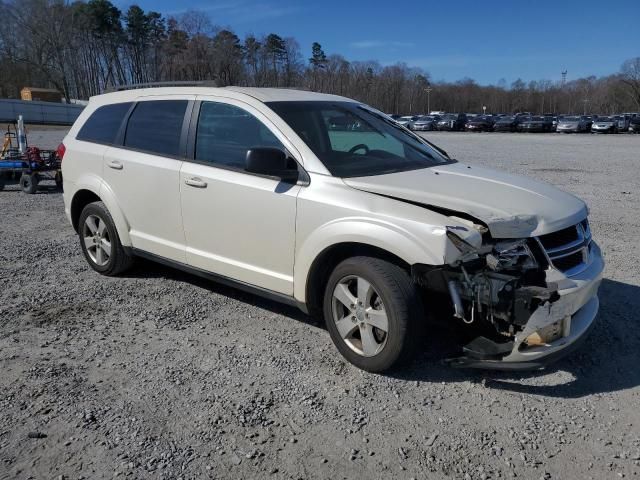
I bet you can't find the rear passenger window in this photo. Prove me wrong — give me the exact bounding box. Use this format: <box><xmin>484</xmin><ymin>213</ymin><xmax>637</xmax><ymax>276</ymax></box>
<box><xmin>124</xmin><ymin>100</ymin><xmax>188</xmax><ymax>157</ymax></box>
<box><xmin>195</xmin><ymin>102</ymin><xmax>283</xmax><ymax>169</ymax></box>
<box><xmin>76</xmin><ymin>102</ymin><xmax>132</xmax><ymax>144</ymax></box>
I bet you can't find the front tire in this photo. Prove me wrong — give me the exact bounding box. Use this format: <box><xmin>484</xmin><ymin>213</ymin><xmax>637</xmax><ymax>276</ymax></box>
<box><xmin>78</xmin><ymin>201</ymin><xmax>134</xmax><ymax>276</ymax></box>
<box><xmin>323</xmin><ymin>256</ymin><xmax>422</xmax><ymax>372</ymax></box>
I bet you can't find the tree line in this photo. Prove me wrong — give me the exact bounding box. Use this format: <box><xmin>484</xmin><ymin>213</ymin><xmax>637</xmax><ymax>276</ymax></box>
<box><xmin>1</xmin><ymin>0</ymin><xmax>639</xmax><ymax>115</ymax></box>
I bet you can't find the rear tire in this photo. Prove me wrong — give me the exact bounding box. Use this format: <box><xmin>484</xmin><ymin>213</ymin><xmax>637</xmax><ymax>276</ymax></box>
<box><xmin>55</xmin><ymin>171</ymin><xmax>63</xmax><ymax>190</ymax></box>
<box><xmin>78</xmin><ymin>201</ymin><xmax>134</xmax><ymax>276</ymax></box>
<box><xmin>20</xmin><ymin>173</ymin><xmax>38</xmax><ymax>194</ymax></box>
<box><xmin>323</xmin><ymin>256</ymin><xmax>422</xmax><ymax>372</ymax></box>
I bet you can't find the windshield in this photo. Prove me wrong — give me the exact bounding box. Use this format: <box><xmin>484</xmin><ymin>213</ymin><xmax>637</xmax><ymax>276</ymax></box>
<box><xmin>596</xmin><ymin>117</ymin><xmax>613</xmax><ymax>122</ymax></box>
<box><xmin>563</xmin><ymin>116</ymin><xmax>580</xmax><ymax>121</ymax></box>
<box><xmin>417</xmin><ymin>116</ymin><xmax>436</xmax><ymax>121</ymax></box>
<box><xmin>267</xmin><ymin>101</ymin><xmax>452</xmax><ymax>178</ymax></box>
<box><xmin>441</xmin><ymin>114</ymin><xmax>458</xmax><ymax>120</ymax></box>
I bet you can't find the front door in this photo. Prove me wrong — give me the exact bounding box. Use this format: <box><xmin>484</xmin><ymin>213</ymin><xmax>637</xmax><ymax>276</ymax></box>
<box><xmin>180</xmin><ymin>98</ymin><xmax>301</xmax><ymax>295</ymax></box>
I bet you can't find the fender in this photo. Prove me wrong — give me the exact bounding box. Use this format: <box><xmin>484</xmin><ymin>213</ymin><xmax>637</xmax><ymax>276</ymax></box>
<box><xmin>293</xmin><ymin>216</ymin><xmax>448</xmax><ymax>303</ymax></box>
<box><xmin>98</xmin><ymin>180</ymin><xmax>132</xmax><ymax>247</ymax></box>
<box><xmin>65</xmin><ymin>173</ymin><xmax>102</xmax><ymax>228</ymax></box>
<box><xmin>69</xmin><ymin>174</ymin><xmax>132</xmax><ymax>247</ymax></box>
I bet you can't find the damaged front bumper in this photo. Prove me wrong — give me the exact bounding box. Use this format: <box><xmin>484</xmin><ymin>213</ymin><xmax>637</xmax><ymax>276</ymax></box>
<box><xmin>415</xmin><ymin>237</ymin><xmax>604</xmax><ymax>370</ymax></box>
<box><xmin>449</xmin><ymin>243</ymin><xmax>603</xmax><ymax>369</ymax></box>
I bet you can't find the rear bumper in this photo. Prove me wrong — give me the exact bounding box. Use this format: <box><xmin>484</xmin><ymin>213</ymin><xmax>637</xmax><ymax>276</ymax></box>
<box><xmin>448</xmin><ymin>241</ymin><xmax>604</xmax><ymax>370</ymax></box>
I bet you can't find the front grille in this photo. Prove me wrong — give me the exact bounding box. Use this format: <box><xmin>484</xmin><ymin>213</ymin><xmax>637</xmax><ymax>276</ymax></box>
<box><xmin>536</xmin><ymin>220</ymin><xmax>591</xmax><ymax>275</ymax></box>
<box><xmin>550</xmin><ymin>250</ymin><xmax>584</xmax><ymax>271</ymax></box>
<box><xmin>538</xmin><ymin>226</ymin><xmax>579</xmax><ymax>250</ymax></box>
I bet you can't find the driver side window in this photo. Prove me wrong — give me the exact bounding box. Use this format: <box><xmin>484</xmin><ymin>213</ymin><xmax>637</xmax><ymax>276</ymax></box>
<box><xmin>195</xmin><ymin>102</ymin><xmax>283</xmax><ymax>169</ymax></box>
<box><xmin>322</xmin><ymin>109</ymin><xmax>404</xmax><ymax>156</ymax></box>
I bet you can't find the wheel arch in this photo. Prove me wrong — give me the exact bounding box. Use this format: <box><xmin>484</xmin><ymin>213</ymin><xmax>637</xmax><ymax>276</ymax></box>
<box><xmin>301</xmin><ymin>242</ymin><xmax>415</xmax><ymax>319</ymax></box>
<box><xmin>70</xmin><ymin>189</ymin><xmax>101</xmax><ymax>232</ymax></box>
<box><xmin>70</xmin><ymin>182</ymin><xmax>132</xmax><ymax>246</ymax></box>
<box><xmin>295</xmin><ymin>217</ymin><xmax>445</xmax><ymax>305</ymax></box>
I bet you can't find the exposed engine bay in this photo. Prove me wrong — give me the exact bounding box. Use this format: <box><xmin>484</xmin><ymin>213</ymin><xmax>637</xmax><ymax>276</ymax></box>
<box><xmin>413</xmin><ymin>218</ymin><xmax>577</xmax><ymax>366</ymax></box>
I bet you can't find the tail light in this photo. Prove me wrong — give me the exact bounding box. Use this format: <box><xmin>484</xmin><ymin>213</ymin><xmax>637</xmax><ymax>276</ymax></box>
<box><xmin>56</xmin><ymin>143</ymin><xmax>66</xmax><ymax>161</ymax></box>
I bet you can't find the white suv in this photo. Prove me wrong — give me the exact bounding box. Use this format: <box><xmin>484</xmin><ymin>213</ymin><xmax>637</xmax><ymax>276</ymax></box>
<box><xmin>61</xmin><ymin>87</ymin><xmax>603</xmax><ymax>372</ymax></box>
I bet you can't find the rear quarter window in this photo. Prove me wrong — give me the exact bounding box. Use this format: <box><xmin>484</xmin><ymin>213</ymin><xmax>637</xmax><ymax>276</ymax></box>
<box><xmin>76</xmin><ymin>102</ymin><xmax>133</xmax><ymax>144</ymax></box>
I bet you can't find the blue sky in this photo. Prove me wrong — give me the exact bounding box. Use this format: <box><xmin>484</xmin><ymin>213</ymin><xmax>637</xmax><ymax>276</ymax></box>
<box><xmin>114</xmin><ymin>0</ymin><xmax>639</xmax><ymax>85</ymax></box>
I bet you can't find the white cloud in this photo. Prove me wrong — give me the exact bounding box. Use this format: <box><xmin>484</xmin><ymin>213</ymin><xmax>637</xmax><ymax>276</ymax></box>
<box><xmin>167</xmin><ymin>1</ymin><xmax>300</xmax><ymax>22</ymax></box>
<box><xmin>350</xmin><ymin>40</ymin><xmax>415</xmax><ymax>49</ymax></box>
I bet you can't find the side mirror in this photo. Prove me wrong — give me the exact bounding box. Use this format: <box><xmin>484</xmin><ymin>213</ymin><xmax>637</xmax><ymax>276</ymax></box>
<box><xmin>245</xmin><ymin>147</ymin><xmax>299</xmax><ymax>182</ymax></box>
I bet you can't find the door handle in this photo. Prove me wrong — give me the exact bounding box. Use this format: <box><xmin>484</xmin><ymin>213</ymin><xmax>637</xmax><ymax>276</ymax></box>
<box><xmin>184</xmin><ymin>177</ymin><xmax>207</xmax><ymax>188</ymax></box>
<box><xmin>107</xmin><ymin>160</ymin><xmax>123</xmax><ymax>170</ymax></box>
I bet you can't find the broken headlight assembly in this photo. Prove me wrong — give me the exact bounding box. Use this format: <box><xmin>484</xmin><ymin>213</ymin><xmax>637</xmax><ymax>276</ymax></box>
<box><xmin>486</xmin><ymin>239</ymin><xmax>538</xmax><ymax>272</ymax></box>
<box><xmin>419</xmin><ymin>230</ymin><xmax>558</xmax><ymax>351</ymax></box>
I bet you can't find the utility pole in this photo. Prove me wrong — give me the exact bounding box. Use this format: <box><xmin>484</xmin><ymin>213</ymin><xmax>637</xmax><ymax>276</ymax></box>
<box><xmin>424</xmin><ymin>87</ymin><xmax>432</xmax><ymax>113</ymax></box>
<box><xmin>583</xmin><ymin>98</ymin><xmax>588</xmax><ymax>115</ymax></box>
<box><xmin>561</xmin><ymin>70</ymin><xmax>567</xmax><ymax>88</ymax></box>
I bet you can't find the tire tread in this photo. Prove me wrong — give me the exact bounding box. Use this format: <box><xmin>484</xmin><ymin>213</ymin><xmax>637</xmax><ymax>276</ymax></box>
<box><xmin>323</xmin><ymin>256</ymin><xmax>422</xmax><ymax>372</ymax></box>
<box><xmin>79</xmin><ymin>201</ymin><xmax>134</xmax><ymax>276</ymax></box>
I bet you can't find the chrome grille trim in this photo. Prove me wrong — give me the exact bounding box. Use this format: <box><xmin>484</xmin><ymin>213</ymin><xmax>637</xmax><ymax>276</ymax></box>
<box><xmin>535</xmin><ymin>220</ymin><xmax>592</xmax><ymax>277</ymax></box>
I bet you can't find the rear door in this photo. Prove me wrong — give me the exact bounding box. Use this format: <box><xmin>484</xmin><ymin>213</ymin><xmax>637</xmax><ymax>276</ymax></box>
<box><xmin>102</xmin><ymin>96</ymin><xmax>194</xmax><ymax>263</ymax></box>
<box><xmin>179</xmin><ymin>97</ymin><xmax>301</xmax><ymax>295</ymax></box>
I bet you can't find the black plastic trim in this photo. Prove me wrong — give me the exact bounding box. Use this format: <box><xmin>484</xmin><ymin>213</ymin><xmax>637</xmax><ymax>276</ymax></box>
<box><xmin>444</xmin><ymin>318</ymin><xmax>596</xmax><ymax>370</ymax></box>
<box><xmin>129</xmin><ymin>247</ymin><xmax>303</xmax><ymax>310</ymax></box>
<box><xmin>114</xmin><ymin>102</ymin><xmax>138</xmax><ymax>146</ymax></box>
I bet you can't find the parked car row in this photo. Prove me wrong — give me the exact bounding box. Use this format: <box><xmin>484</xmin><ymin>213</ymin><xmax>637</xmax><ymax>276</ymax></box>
<box><xmin>387</xmin><ymin>112</ymin><xmax>640</xmax><ymax>134</ymax></box>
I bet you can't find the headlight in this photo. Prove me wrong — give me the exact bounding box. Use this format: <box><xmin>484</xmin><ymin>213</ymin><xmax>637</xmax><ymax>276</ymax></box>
<box><xmin>486</xmin><ymin>239</ymin><xmax>538</xmax><ymax>271</ymax></box>
<box><xmin>446</xmin><ymin>228</ymin><xmax>477</xmax><ymax>254</ymax></box>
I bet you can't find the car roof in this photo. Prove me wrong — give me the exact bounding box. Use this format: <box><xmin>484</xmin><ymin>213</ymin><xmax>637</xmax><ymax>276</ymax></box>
<box><xmin>89</xmin><ymin>86</ymin><xmax>356</xmax><ymax>105</ymax></box>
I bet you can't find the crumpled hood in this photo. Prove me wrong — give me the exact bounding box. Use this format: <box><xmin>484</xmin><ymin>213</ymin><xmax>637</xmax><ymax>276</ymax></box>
<box><xmin>343</xmin><ymin>162</ymin><xmax>588</xmax><ymax>238</ymax></box>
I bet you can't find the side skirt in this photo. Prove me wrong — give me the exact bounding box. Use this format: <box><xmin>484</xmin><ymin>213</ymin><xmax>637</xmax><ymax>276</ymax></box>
<box><xmin>128</xmin><ymin>247</ymin><xmax>307</xmax><ymax>313</ymax></box>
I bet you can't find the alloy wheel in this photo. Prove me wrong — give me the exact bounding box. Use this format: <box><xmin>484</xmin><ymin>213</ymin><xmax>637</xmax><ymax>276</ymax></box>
<box><xmin>82</xmin><ymin>214</ymin><xmax>111</xmax><ymax>266</ymax></box>
<box><xmin>331</xmin><ymin>275</ymin><xmax>389</xmax><ymax>357</ymax></box>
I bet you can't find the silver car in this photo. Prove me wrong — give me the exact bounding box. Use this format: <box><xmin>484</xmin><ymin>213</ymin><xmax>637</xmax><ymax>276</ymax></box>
<box><xmin>591</xmin><ymin>116</ymin><xmax>618</xmax><ymax>134</ymax></box>
<box><xmin>396</xmin><ymin>115</ymin><xmax>417</xmax><ymax>127</ymax></box>
<box><xmin>556</xmin><ymin>115</ymin><xmax>590</xmax><ymax>133</ymax></box>
<box><xmin>410</xmin><ymin>115</ymin><xmax>440</xmax><ymax>131</ymax></box>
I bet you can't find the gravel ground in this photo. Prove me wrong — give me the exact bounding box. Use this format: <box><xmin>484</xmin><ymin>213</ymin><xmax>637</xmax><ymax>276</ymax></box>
<box><xmin>1</xmin><ymin>130</ymin><xmax>639</xmax><ymax>480</ymax></box>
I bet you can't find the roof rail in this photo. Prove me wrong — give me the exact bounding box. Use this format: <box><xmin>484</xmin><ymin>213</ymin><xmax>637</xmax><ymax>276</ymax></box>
<box><xmin>107</xmin><ymin>80</ymin><xmax>219</xmax><ymax>92</ymax></box>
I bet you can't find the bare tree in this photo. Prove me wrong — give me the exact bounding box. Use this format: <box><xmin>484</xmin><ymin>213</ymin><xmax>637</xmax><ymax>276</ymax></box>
<box><xmin>620</xmin><ymin>58</ymin><xmax>640</xmax><ymax>109</ymax></box>
<box><xmin>0</xmin><ymin>0</ymin><xmax>637</xmax><ymax>116</ymax></box>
